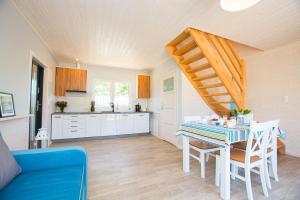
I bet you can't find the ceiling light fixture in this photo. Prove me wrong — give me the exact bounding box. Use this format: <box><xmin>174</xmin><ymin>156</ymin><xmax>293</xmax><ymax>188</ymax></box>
<box><xmin>220</xmin><ymin>0</ymin><xmax>261</xmax><ymax>11</ymax></box>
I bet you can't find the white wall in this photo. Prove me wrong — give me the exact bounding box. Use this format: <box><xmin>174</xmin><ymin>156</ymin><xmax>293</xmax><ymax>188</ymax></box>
<box><xmin>181</xmin><ymin>74</ymin><xmax>213</xmax><ymax>117</ymax></box>
<box><xmin>56</xmin><ymin>64</ymin><xmax>149</xmax><ymax>112</ymax></box>
<box><xmin>0</xmin><ymin>1</ymin><xmax>57</xmax><ymax>150</ymax></box>
<box><xmin>246</xmin><ymin>41</ymin><xmax>300</xmax><ymax>157</ymax></box>
<box><xmin>149</xmin><ymin>56</ymin><xmax>212</xmax><ymax>142</ymax></box>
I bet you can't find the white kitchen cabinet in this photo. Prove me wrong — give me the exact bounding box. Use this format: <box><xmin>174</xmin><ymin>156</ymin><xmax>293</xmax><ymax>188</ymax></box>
<box><xmin>86</xmin><ymin>114</ymin><xmax>101</xmax><ymax>137</ymax></box>
<box><xmin>62</xmin><ymin>115</ymin><xmax>86</xmax><ymax>139</ymax></box>
<box><xmin>101</xmin><ymin>114</ymin><xmax>117</xmax><ymax>136</ymax></box>
<box><xmin>51</xmin><ymin>115</ymin><xmax>63</xmax><ymax>139</ymax></box>
<box><xmin>133</xmin><ymin>113</ymin><xmax>150</xmax><ymax>133</ymax></box>
<box><xmin>116</xmin><ymin>114</ymin><xmax>134</xmax><ymax>134</ymax></box>
<box><xmin>63</xmin><ymin>128</ymin><xmax>85</xmax><ymax>138</ymax></box>
<box><xmin>51</xmin><ymin>112</ymin><xmax>150</xmax><ymax>140</ymax></box>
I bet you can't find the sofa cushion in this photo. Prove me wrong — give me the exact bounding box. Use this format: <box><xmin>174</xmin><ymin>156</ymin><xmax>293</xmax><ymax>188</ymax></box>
<box><xmin>0</xmin><ymin>132</ymin><xmax>21</xmax><ymax>190</ymax></box>
<box><xmin>0</xmin><ymin>166</ymin><xmax>84</xmax><ymax>200</ymax></box>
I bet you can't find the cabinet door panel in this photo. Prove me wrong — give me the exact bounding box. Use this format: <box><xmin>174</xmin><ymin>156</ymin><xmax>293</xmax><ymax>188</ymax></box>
<box><xmin>86</xmin><ymin>115</ymin><xmax>101</xmax><ymax>137</ymax></box>
<box><xmin>52</xmin><ymin>115</ymin><xmax>63</xmax><ymax>139</ymax></box>
<box><xmin>101</xmin><ymin>114</ymin><xmax>116</xmax><ymax>136</ymax></box>
<box><xmin>137</xmin><ymin>75</ymin><xmax>150</xmax><ymax>98</ymax></box>
<box><xmin>116</xmin><ymin>114</ymin><xmax>134</xmax><ymax>135</ymax></box>
<box><xmin>133</xmin><ymin>113</ymin><xmax>150</xmax><ymax>133</ymax></box>
<box><xmin>55</xmin><ymin>67</ymin><xmax>87</xmax><ymax>96</ymax></box>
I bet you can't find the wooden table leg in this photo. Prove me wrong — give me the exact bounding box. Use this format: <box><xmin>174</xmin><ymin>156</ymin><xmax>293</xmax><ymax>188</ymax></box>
<box><xmin>182</xmin><ymin>135</ymin><xmax>190</xmax><ymax>173</ymax></box>
<box><xmin>220</xmin><ymin>145</ymin><xmax>230</xmax><ymax>200</ymax></box>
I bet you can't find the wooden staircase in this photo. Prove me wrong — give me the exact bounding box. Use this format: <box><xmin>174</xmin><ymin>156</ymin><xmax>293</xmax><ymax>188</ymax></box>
<box><xmin>166</xmin><ymin>27</ymin><xmax>246</xmax><ymax>116</ymax></box>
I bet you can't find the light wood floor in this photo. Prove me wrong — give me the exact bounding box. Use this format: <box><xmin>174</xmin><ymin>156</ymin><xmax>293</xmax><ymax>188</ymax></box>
<box><xmin>52</xmin><ymin>135</ymin><xmax>300</xmax><ymax>200</ymax></box>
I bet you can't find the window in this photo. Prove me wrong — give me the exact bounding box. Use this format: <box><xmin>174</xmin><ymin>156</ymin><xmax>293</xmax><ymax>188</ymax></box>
<box><xmin>114</xmin><ymin>82</ymin><xmax>129</xmax><ymax>107</ymax></box>
<box><xmin>94</xmin><ymin>80</ymin><xmax>130</xmax><ymax>110</ymax></box>
<box><xmin>94</xmin><ymin>80</ymin><xmax>111</xmax><ymax>108</ymax></box>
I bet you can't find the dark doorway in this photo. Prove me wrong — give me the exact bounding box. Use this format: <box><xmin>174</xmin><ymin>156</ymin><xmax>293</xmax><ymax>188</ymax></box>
<box><xmin>29</xmin><ymin>60</ymin><xmax>44</xmax><ymax>148</ymax></box>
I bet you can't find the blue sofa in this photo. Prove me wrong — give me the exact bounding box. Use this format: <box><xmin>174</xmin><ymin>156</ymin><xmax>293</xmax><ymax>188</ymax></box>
<box><xmin>0</xmin><ymin>147</ymin><xmax>87</xmax><ymax>200</ymax></box>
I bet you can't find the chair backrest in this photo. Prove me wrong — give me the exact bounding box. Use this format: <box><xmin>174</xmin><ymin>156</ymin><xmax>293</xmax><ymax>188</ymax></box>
<box><xmin>266</xmin><ymin>120</ymin><xmax>279</xmax><ymax>152</ymax></box>
<box><xmin>245</xmin><ymin>122</ymin><xmax>272</xmax><ymax>163</ymax></box>
<box><xmin>183</xmin><ymin>116</ymin><xmax>202</xmax><ymax>123</ymax></box>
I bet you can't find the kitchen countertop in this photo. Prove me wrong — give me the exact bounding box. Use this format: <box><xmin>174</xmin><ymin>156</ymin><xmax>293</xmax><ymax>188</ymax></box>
<box><xmin>52</xmin><ymin>111</ymin><xmax>152</xmax><ymax>115</ymax></box>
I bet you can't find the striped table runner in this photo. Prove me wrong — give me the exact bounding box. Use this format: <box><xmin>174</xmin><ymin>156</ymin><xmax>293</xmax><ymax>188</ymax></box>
<box><xmin>178</xmin><ymin>123</ymin><xmax>250</xmax><ymax>143</ymax></box>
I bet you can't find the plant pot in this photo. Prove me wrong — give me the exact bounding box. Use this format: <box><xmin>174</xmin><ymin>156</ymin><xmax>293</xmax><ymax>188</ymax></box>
<box><xmin>237</xmin><ymin>113</ymin><xmax>253</xmax><ymax>125</ymax></box>
<box><xmin>90</xmin><ymin>107</ymin><xmax>95</xmax><ymax>112</ymax></box>
<box><xmin>59</xmin><ymin>107</ymin><xmax>65</xmax><ymax>112</ymax></box>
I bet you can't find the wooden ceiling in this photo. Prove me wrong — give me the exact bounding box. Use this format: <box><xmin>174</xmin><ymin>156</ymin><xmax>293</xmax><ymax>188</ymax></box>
<box><xmin>12</xmin><ymin>0</ymin><xmax>300</xmax><ymax>69</ymax></box>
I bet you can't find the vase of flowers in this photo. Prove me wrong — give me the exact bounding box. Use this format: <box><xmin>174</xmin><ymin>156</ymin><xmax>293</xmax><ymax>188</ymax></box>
<box><xmin>56</xmin><ymin>101</ymin><xmax>67</xmax><ymax>112</ymax></box>
<box><xmin>90</xmin><ymin>100</ymin><xmax>95</xmax><ymax>112</ymax></box>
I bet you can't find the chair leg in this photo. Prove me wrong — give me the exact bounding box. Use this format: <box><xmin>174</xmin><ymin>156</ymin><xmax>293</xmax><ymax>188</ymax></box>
<box><xmin>245</xmin><ymin>166</ymin><xmax>254</xmax><ymax>200</ymax></box>
<box><xmin>200</xmin><ymin>152</ymin><xmax>205</xmax><ymax>178</ymax></box>
<box><xmin>265</xmin><ymin>159</ymin><xmax>272</xmax><ymax>189</ymax></box>
<box><xmin>215</xmin><ymin>156</ymin><xmax>220</xmax><ymax>187</ymax></box>
<box><xmin>231</xmin><ymin>164</ymin><xmax>237</xmax><ymax>180</ymax></box>
<box><xmin>259</xmin><ymin>165</ymin><xmax>269</xmax><ymax>197</ymax></box>
<box><xmin>271</xmin><ymin>154</ymin><xmax>279</xmax><ymax>181</ymax></box>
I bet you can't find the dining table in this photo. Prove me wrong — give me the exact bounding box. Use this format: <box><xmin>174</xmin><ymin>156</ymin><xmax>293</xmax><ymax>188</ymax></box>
<box><xmin>176</xmin><ymin>122</ymin><xmax>285</xmax><ymax>200</ymax></box>
<box><xmin>176</xmin><ymin>122</ymin><xmax>251</xmax><ymax>200</ymax></box>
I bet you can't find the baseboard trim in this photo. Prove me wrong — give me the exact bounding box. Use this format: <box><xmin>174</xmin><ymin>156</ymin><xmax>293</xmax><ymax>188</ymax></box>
<box><xmin>52</xmin><ymin>132</ymin><xmax>151</xmax><ymax>143</ymax></box>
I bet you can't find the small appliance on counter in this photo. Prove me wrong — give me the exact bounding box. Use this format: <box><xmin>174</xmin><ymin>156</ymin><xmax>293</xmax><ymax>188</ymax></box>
<box><xmin>135</xmin><ymin>103</ymin><xmax>141</xmax><ymax>112</ymax></box>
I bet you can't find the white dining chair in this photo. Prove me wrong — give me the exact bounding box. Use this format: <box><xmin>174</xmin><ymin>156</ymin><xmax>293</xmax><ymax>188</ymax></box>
<box><xmin>264</xmin><ymin>120</ymin><xmax>279</xmax><ymax>189</ymax></box>
<box><xmin>184</xmin><ymin>116</ymin><xmax>220</xmax><ymax>178</ymax></box>
<box><xmin>233</xmin><ymin>120</ymin><xmax>280</xmax><ymax>189</ymax></box>
<box><xmin>215</xmin><ymin>122</ymin><xmax>271</xmax><ymax>200</ymax></box>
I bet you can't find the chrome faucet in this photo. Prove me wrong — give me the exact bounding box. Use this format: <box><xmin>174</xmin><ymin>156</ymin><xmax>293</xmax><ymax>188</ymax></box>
<box><xmin>110</xmin><ymin>102</ymin><xmax>114</xmax><ymax>112</ymax></box>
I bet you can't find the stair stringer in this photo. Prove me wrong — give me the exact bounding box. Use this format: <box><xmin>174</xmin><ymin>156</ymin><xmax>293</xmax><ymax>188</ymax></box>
<box><xmin>166</xmin><ymin>45</ymin><xmax>231</xmax><ymax>116</ymax></box>
<box><xmin>166</xmin><ymin>28</ymin><xmax>246</xmax><ymax>116</ymax></box>
<box><xmin>188</xmin><ymin>28</ymin><xmax>244</xmax><ymax>109</ymax></box>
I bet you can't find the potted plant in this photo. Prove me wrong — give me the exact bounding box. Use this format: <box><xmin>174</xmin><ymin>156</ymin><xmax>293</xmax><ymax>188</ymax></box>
<box><xmin>232</xmin><ymin>108</ymin><xmax>253</xmax><ymax>125</ymax></box>
<box><xmin>90</xmin><ymin>100</ymin><xmax>95</xmax><ymax>112</ymax></box>
<box><xmin>55</xmin><ymin>101</ymin><xmax>67</xmax><ymax>112</ymax></box>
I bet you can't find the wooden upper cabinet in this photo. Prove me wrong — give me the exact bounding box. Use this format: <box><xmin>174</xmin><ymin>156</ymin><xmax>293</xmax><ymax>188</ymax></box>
<box><xmin>137</xmin><ymin>75</ymin><xmax>150</xmax><ymax>99</ymax></box>
<box><xmin>55</xmin><ymin>67</ymin><xmax>87</xmax><ymax>96</ymax></box>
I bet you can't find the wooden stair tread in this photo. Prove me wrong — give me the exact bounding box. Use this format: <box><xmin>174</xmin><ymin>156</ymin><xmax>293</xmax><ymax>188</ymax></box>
<box><xmin>168</xmin><ymin>31</ymin><xmax>190</xmax><ymax>46</ymax></box>
<box><xmin>203</xmin><ymin>92</ymin><xmax>229</xmax><ymax>97</ymax></box>
<box><xmin>209</xmin><ymin>101</ymin><xmax>232</xmax><ymax>104</ymax></box>
<box><xmin>181</xmin><ymin>52</ymin><xmax>204</xmax><ymax>65</ymax></box>
<box><xmin>193</xmin><ymin>73</ymin><xmax>217</xmax><ymax>81</ymax></box>
<box><xmin>188</xmin><ymin>63</ymin><xmax>210</xmax><ymax>73</ymax></box>
<box><xmin>277</xmin><ymin>139</ymin><xmax>286</xmax><ymax>154</ymax></box>
<box><xmin>198</xmin><ymin>82</ymin><xmax>223</xmax><ymax>89</ymax></box>
<box><xmin>174</xmin><ymin>41</ymin><xmax>197</xmax><ymax>56</ymax></box>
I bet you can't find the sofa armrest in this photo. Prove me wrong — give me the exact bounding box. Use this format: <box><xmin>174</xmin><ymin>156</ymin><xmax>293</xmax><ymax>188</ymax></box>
<box><xmin>13</xmin><ymin>146</ymin><xmax>87</xmax><ymax>173</ymax></box>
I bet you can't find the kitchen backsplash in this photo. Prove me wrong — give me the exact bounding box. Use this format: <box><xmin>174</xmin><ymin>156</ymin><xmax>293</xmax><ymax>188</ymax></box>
<box><xmin>55</xmin><ymin>94</ymin><xmax>148</xmax><ymax>113</ymax></box>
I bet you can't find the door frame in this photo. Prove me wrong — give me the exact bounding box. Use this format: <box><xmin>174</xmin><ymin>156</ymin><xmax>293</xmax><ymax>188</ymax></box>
<box><xmin>158</xmin><ymin>69</ymin><xmax>181</xmax><ymax>148</ymax></box>
<box><xmin>27</xmin><ymin>50</ymin><xmax>52</xmax><ymax>148</ymax></box>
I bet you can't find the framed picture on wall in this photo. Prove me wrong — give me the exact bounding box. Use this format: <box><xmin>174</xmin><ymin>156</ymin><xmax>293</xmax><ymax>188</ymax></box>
<box><xmin>0</xmin><ymin>92</ymin><xmax>16</xmax><ymax>118</ymax></box>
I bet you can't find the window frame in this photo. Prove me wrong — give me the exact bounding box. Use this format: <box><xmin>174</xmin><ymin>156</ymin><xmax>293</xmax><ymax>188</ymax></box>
<box><xmin>93</xmin><ymin>79</ymin><xmax>131</xmax><ymax>111</ymax></box>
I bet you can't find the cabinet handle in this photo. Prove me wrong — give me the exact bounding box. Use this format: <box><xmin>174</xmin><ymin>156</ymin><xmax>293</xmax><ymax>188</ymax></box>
<box><xmin>71</xmin><ymin>116</ymin><xmax>78</xmax><ymax>118</ymax></box>
<box><xmin>90</xmin><ymin>116</ymin><xmax>97</xmax><ymax>118</ymax></box>
<box><xmin>71</xmin><ymin>121</ymin><xmax>78</xmax><ymax>122</ymax></box>
<box><xmin>122</xmin><ymin>114</ymin><xmax>128</xmax><ymax>116</ymax></box>
<box><xmin>70</xmin><ymin>126</ymin><xmax>78</xmax><ymax>128</ymax></box>
<box><xmin>139</xmin><ymin>115</ymin><xmax>145</xmax><ymax>117</ymax></box>
<box><xmin>54</xmin><ymin>116</ymin><xmax>61</xmax><ymax>118</ymax></box>
<box><xmin>71</xmin><ymin>130</ymin><xmax>78</xmax><ymax>133</ymax></box>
